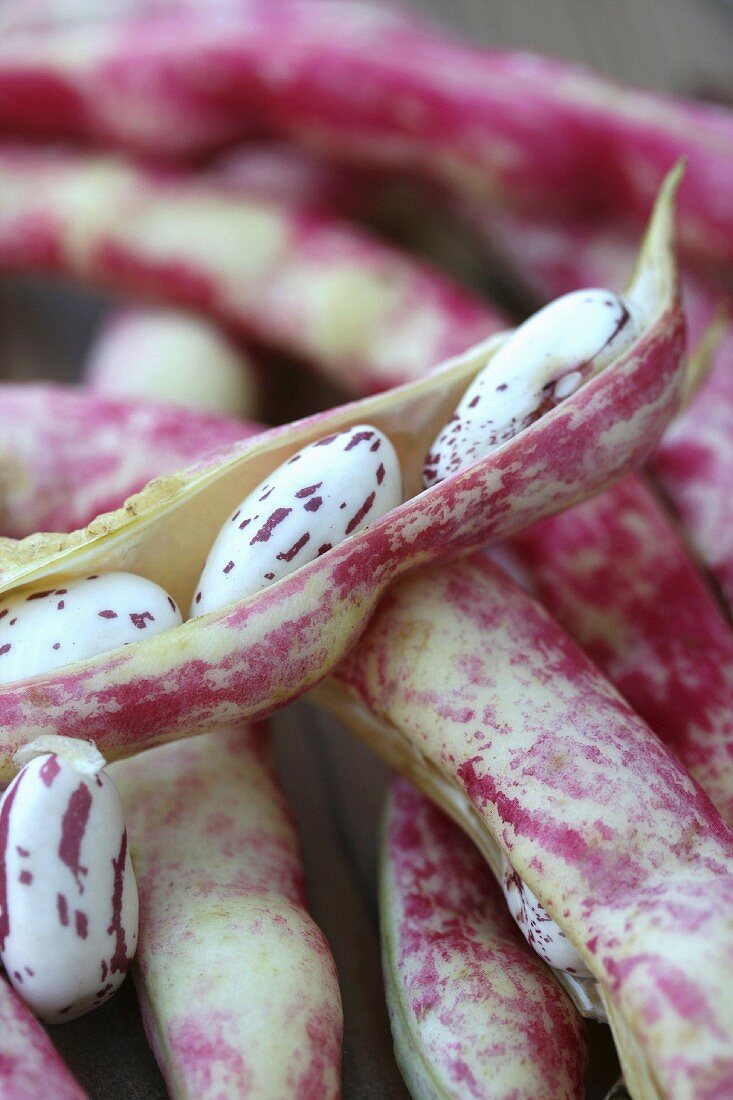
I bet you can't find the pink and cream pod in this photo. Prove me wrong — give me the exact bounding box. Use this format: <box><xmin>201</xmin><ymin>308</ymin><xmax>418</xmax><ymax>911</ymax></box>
<box><xmin>0</xmin><ymin>383</ymin><xmax>261</xmax><ymax>537</ymax></box>
<box><xmin>506</xmin><ymin>473</ymin><xmax>733</xmax><ymax>828</ymax></box>
<box><xmin>0</xmin><ymin>747</ymin><xmax>138</xmax><ymax>1023</ymax></box>
<box><xmin>110</xmin><ymin>725</ymin><xmax>343</xmax><ymax>1100</ymax></box>
<box><xmin>476</xmin><ymin>204</ymin><xmax>733</xmax><ymax>621</ymax></box>
<box><xmin>381</xmin><ymin>777</ymin><xmax>587</xmax><ymax>1100</ymax></box>
<box><xmin>85</xmin><ymin>307</ymin><xmax>258</xmax><ymax>418</ymax></box>
<box><xmin>0</xmin><ymin>142</ymin><xmax>501</xmax><ymax>396</ymax></box>
<box><xmin>0</xmin><ymin>172</ymin><xmax>686</xmax><ymax>775</ymax></box>
<box><xmin>318</xmin><ymin>555</ymin><xmax>733</xmax><ymax>1100</ymax></box>
<box><xmin>0</xmin><ymin>0</ymin><xmax>731</xmax><ymax>270</ymax></box>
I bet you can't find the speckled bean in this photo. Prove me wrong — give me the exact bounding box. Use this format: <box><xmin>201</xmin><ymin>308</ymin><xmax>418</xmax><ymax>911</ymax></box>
<box><xmin>0</xmin><ymin>572</ymin><xmax>182</xmax><ymax>686</ymax></box>
<box><xmin>424</xmin><ymin>289</ymin><xmax>635</xmax><ymax>486</ymax></box>
<box><xmin>0</xmin><ymin>739</ymin><xmax>138</xmax><ymax>1022</ymax></box>
<box><xmin>500</xmin><ymin>856</ymin><xmax>591</xmax><ymax>977</ymax></box>
<box><xmin>192</xmin><ymin>423</ymin><xmax>402</xmax><ymax>616</ymax></box>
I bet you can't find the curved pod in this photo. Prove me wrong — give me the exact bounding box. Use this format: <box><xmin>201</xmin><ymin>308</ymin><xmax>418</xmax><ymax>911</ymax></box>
<box><xmin>381</xmin><ymin>777</ymin><xmax>587</xmax><ymax>1100</ymax></box>
<box><xmin>318</xmin><ymin>557</ymin><xmax>733</xmax><ymax>1100</ymax></box>
<box><xmin>111</xmin><ymin>726</ymin><xmax>342</xmax><ymax>1100</ymax></box>
<box><xmin>0</xmin><ymin>0</ymin><xmax>729</xmax><ymax>268</ymax></box>
<box><xmin>0</xmin><ymin>143</ymin><xmax>501</xmax><ymax>394</ymax></box>
<box><xmin>0</xmin><ymin>174</ymin><xmax>683</xmax><ymax>779</ymax></box>
<box><xmin>508</xmin><ymin>473</ymin><xmax>733</xmax><ymax>827</ymax></box>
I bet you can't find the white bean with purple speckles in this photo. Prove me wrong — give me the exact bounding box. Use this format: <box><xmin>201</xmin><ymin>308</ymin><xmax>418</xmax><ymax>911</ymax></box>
<box><xmin>423</xmin><ymin>288</ymin><xmax>636</xmax><ymax>486</ymax></box>
<box><xmin>500</xmin><ymin>856</ymin><xmax>591</xmax><ymax>976</ymax></box>
<box><xmin>0</xmin><ymin>573</ymin><xmax>183</xmax><ymax>686</ymax></box>
<box><xmin>192</xmin><ymin>424</ymin><xmax>402</xmax><ymax>617</ymax></box>
<box><xmin>0</xmin><ymin>746</ymin><xmax>138</xmax><ymax>1023</ymax></box>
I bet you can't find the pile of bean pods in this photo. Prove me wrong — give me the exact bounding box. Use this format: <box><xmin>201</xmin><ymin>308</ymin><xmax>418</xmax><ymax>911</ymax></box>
<box><xmin>0</xmin><ymin>3</ymin><xmax>732</xmax><ymax>1099</ymax></box>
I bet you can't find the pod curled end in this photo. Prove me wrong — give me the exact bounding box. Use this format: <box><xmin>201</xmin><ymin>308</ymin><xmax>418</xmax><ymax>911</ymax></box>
<box><xmin>626</xmin><ymin>159</ymin><xmax>684</xmax><ymax>310</ymax></box>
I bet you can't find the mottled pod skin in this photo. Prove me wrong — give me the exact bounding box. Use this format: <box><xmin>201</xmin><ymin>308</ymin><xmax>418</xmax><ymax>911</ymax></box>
<box><xmin>0</xmin><ymin>976</ymin><xmax>87</xmax><ymax>1098</ymax></box>
<box><xmin>509</xmin><ymin>473</ymin><xmax>733</xmax><ymax>827</ymax></box>
<box><xmin>382</xmin><ymin>777</ymin><xmax>587</xmax><ymax>1100</ymax></box>
<box><xmin>0</xmin><ymin>176</ymin><xmax>685</xmax><ymax>776</ymax></box>
<box><xmin>110</xmin><ymin>726</ymin><xmax>342</xmax><ymax>1100</ymax></box>
<box><xmin>423</xmin><ymin>288</ymin><xmax>635</xmax><ymax>486</ymax></box>
<box><xmin>0</xmin><ymin>0</ymin><xmax>731</xmax><ymax>268</ymax></box>
<box><xmin>0</xmin><ymin>572</ymin><xmax>182</xmax><ymax>686</ymax></box>
<box><xmin>193</xmin><ymin>423</ymin><xmax>402</xmax><ymax>616</ymax></box>
<box><xmin>653</xmin><ymin>340</ymin><xmax>733</xmax><ymax>613</ymax></box>
<box><xmin>86</xmin><ymin>307</ymin><xmax>259</xmax><ymax>418</ymax></box>
<box><xmin>0</xmin><ymin>746</ymin><xmax>138</xmax><ymax>1023</ymax></box>
<box><xmin>0</xmin><ymin>143</ymin><xmax>500</xmax><ymax>394</ymax></box>
<box><xmin>318</xmin><ymin>556</ymin><xmax>733</xmax><ymax>1099</ymax></box>
<box><xmin>0</xmin><ymin>382</ymin><xmax>260</xmax><ymax>537</ymax></box>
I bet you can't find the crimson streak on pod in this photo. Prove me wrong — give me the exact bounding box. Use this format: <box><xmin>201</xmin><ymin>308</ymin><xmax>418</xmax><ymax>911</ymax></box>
<box><xmin>0</xmin><ymin>173</ymin><xmax>683</xmax><ymax>774</ymax></box>
<box><xmin>317</xmin><ymin>556</ymin><xmax>733</xmax><ymax>1100</ymax></box>
<box><xmin>0</xmin><ymin>0</ymin><xmax>731</xmax><ymax>268</ymax></box>
<box><xmin>111</xmin><ymin>726</ymin><xmax>343</xmax><ymax>1099</ymax></box>
<box><xmin>381</xmin><ymin>777</ymin><xmax>587</xmax><ymax>1100</ymax></box>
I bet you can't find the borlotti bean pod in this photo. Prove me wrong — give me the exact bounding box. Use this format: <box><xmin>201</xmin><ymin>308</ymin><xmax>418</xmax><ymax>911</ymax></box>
<box><xmin>0</xmin><ymin>172</ymin><xmax>685</xmax><ymax>778</ymax></box>
<box><xmin>380</xmin><ymin>776</ymin><xmax>587</xmax><ymax>1100</ymax></box>
<box><xmin>0</xmin><ymin>383</ymin><xmax>260</xmax><ymax>537</ymax></box>
<box><xmin>111</xmin><ymin>726</ymin><xmax>342</xmax><ymax>1100</ymax></box>
<box><xmin>316</xmin><ymin>555</ymin><xmax>733</xmax><ymax>1100</ymax></box>
<box><xmin>0</xmin><ymin>976</ymin><xmax>87</xmax><ymax>1096</ymax></box>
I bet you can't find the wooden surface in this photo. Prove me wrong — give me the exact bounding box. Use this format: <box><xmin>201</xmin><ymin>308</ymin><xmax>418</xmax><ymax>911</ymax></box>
<box><xmin>1</xmin><ymin>1</ymin><xmax>732</xmax><ymax>1097</ymax></box>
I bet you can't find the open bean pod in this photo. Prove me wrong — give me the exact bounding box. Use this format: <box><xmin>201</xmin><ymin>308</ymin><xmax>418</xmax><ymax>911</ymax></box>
<box><xmin>316</xmin><ymin>555</ymin><xmax>733</xmax><ymax>1100</ymax></box>
<box><xmin>480</xmin><ymin>203</ymin><xmax>733</xmax><ymax>623</ymax></box>
<box><xmin>0</xmin><ymin>171</ymin><xmax>683</xmax><ymax>780</ymax></box>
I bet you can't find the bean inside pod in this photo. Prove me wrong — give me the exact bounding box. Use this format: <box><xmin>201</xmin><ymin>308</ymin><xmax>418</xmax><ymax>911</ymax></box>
<box><xmin>500</xmin><ymin>856</ymin><xmax>591</xmax><ymax>977</ymax></box>
<box><xmin>423</xmin><ymin>287</ymin><xmax>636</xmax><ymax>485</ymax></box>
<box><xmin>0</xmin><ymin>169</ymin><xmax>683</xmax><ymax>767</ymax></box>
<box><xmin>0</xmin><ymin>291</ymin><xmax>630</xmax><ymax>684</ymax></box>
